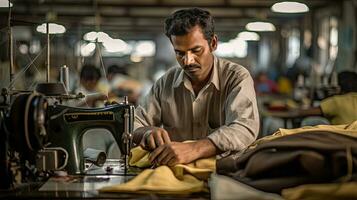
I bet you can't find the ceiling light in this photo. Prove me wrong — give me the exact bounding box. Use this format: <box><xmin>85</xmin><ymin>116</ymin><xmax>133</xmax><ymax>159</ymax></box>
<box><xmin>237</xmin><ymin>31</ymin><xmax>260</xmax><ymax>41</ymax></box>
<box><xmin>83</xmin><ymin>31</ymin><xmax>98</xmax><ymax>41</ymax></box>
<box><xmin>36</xmin><ymin>23</ymin><xmax>66</xmax><ymax>34</ymax></box>
<box><xmin>83</xmin><ymin>31</ymin><xmax>112</xmax><ymax>43</ymax></box>
<box><xmin>80</xmin><ymin>42</ymin><xmax>95</xmax><ymax>57</ymax></box>
<box><xmin>103</xmin><ymin>39</ymin><xmax>128</xmax><ymax>53</ymax></box>
<box><xmin>216</xmin><ymin>38</ymin><xmax>247</xmax><ymax>58</ymax></box>
<box><xmin>96</xmin><ymin>32</ymin><xmax>111</xmax><ymax>43</ymax></box>
<box><xmin>130</xmin><ymin>54</ymin><xmax>143</xmax><ymax>63</ymax></box>
<box><xmin>0</xmin><ymin>0</ymin><xmax>12</xmax><ymax>7</ymax></box>
<box><xmin>134</xmin><ymin>41</ymin><xmax>156</xmax><ymax>57</ymax></box>
<box><xmin>271</xmin><ymin>1</ymin><xmax>309</xmax><ymax>13</ymax></box>
<box><xmin>246</xmin><ymin>22</ymin><xmax>276</xmax><ymax>32</ymax></box>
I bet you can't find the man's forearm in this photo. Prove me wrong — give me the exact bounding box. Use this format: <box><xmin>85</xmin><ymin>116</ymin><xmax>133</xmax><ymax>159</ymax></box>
<box><xmin>192</xmin><ymin>138</ymin><xmax>220</xmax><ymax>160</ymax></box>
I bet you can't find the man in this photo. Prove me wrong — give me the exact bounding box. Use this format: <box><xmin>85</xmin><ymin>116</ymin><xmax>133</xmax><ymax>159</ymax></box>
<box><xmin>133</xmin><ymin>8</ymin><xmax>259</xmax><ymax>166</ymax></box>
<box><xmin>299</xmin><ymin>71</ymin><xmax>357</xmax><ymax>125</ymax></box>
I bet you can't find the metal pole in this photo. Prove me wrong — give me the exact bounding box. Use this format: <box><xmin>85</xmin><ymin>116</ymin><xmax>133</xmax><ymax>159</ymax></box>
<box><xmin>8</xmin><ymin>0</ymin><xmax>14</xmax><ymax>89</ymax></box>
<box><xmin>46</xmin><ymin>22</ymin><xmax>50</xmax><ymax>82</ymax></box>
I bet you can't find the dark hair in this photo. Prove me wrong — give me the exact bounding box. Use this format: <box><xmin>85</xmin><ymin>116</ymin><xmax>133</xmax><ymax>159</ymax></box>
<box><xmin>107</xmin><ymin>64</ymin><xmax>128</xmax><ymax>76</ymax></box>
<box><xmin>338</xmin><ymin>71</ymin><xmax>357</xmax><ymax>93</ymax></box>
<box><xmin>164</xmin><ymin>8</ymin><xmax>215</xmax><ymax>43</ymax></box>
<box><xmin>80</xmin><ymin>64</ymin><xmax>101</xmax><ymax>81</ymax></box>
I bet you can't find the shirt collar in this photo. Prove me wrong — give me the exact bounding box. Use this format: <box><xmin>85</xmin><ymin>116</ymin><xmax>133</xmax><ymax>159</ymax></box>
<box><xmin>173</xmin><ymin>55</ymin><xmax>220</xmax><ymax>91</ymax></box>
<box><xmin>211</xmin><ymin>55</ymin><xmax>220</xmax><ymax>91</ymax></box>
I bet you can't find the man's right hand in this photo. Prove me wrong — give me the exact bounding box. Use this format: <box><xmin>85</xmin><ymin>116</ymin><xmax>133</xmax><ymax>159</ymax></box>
<box><xmin>139</xmin><ymin>127</ymin><xmax>171</xmax><ymax>150</ymax></box>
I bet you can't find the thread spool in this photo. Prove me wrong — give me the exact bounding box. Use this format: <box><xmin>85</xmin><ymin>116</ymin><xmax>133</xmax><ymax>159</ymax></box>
<box><xmin>60</xmin><ymin>65</ymin><xmax>69</xmax><ymax>93</ymax></box>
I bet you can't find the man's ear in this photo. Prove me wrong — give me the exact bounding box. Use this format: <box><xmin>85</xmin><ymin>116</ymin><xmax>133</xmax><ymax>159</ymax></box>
<box><xmin>210</xmin><ymin>34</ymin><xmax>218</xmax><ymax>52</ymax></box>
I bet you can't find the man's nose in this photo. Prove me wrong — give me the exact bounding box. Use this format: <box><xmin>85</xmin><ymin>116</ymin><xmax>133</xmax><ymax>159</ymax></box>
<box><xmin>183</xmin><ymin>52</ymin><xmax>195</xmax><ymax>66</ymax></box>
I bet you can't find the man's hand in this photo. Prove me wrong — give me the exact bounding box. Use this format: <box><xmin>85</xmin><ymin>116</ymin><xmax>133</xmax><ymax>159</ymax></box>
<box><xmin>149</xmin><ymin>139</ymin><xmax>218</xmax><ymax>166</ymax></box>
<box><xmin>140</xmin><ymin>127</ymin><xmax>171</xmax><ymax>150</ymax></box>
<box><xmin>149</xmin><ymin>142</ymin><xmax>196</xmax><ymax>166</ymax></box>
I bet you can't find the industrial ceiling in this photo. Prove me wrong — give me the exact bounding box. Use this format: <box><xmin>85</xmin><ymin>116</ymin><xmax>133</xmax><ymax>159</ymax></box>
<box><xmin>0</xmin><ymin>0</ymin><xmax>342</xmax><ymax>39</ymax></box>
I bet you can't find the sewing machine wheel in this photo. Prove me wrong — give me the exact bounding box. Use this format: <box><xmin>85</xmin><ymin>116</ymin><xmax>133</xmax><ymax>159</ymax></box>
<box><xmin>9</xmin><ymin>93</ymin><xmax>47</xmax><ymax>158</ymax></box>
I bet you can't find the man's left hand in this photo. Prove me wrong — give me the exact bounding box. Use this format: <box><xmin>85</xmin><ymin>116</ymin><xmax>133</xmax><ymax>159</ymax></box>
<box><xmin>148</xmin><ymin>139</ymin><xmax>218</xmax><ymax>166</ymax></box>
<box><xmin>149</xmin><ymin>142</ymin><xmax>197</xmax><ymax>166</ymax></box>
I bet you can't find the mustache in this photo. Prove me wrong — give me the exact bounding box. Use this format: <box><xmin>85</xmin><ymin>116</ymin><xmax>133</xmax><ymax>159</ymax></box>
<box><xmin>184</xmin><ymin>64</ymin><xmax>201</xmax><ymax>69</ymax></box>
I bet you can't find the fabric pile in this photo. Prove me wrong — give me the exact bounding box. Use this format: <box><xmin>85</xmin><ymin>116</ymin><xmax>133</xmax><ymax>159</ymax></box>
<box><xmin>217</xmin><ymin>120</ymin><xmax>357</xmax><ymax>199</ymax></box>
<box><xmin>99</xmin><ymin>145</ymin><xmax>215</xmax><ymax>194</ymax></box>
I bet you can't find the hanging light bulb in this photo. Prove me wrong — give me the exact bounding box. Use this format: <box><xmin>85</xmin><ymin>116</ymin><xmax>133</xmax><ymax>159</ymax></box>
<box><xmin>36</xmin><ymin>23</ymin><xmax>66</xmax><ymax>34</ymax></box>
<box><xmin>271</xmin><ymin>1</ymin><xmax>309</xmax><ymax>13</ymax></box>
<box><xmin>246</xmin><ymin>22</ymin><xmax>276</xmax><ymax>32</ymax></box>
<box><xmin>0</xmin><ymin>0</ymin><xmax>12</xmax><ymax>7</ymax></box>
<box><xmin>237</xmin><ymin>31</ymin><xmax>260</xmax><ymax>41</ymax></box>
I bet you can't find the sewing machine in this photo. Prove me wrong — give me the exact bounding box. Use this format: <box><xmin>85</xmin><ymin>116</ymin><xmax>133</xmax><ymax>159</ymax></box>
<box><xmin>0</xmin><ymin>91</ymin><xmax>135</xmax><ymax>189</ymax></box>
<box><xmin>46</xmin><ymin>103</ymin><xmax>134</xmax><ymax>174</ymax></box>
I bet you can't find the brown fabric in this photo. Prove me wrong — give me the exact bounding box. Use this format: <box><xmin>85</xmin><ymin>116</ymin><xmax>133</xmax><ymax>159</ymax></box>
<box><xmin>282</xmin><ymin>182</ymin><xmax>357</xmax><ymax>200</ymax></box>
<box><xmin>217</xmin><ymin>131</ymin><xmax>357</xmax><ymax>193</ymax></box>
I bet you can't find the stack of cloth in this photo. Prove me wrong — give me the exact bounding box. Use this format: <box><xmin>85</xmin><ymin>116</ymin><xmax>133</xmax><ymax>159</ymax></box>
<box><xmin>99</xmin><ymin>145</ymin><xmax>215</xmax><ymax>194</ymax></box>
<box><xmin>217</xmin><ymin>120</ymin><xmax>357</xmax><ymax>200</ymax></box>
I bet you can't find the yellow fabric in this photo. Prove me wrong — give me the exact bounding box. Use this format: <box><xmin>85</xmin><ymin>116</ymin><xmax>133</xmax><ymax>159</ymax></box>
<box><xmin>129</xmin><ymin>146</ymin><xmax>216</xmax><ymax>180</ymax></box>
<box><xmin>99</xmin><ymin>146</ymin><xmax>215</xmax><ymax>194</ymax></box>
<box><xmin>277</xmin><ymin>76</ymin><xmax>293</xmax><ymax>95</ymax></box>
<box><xmin>99</xmin><ymin>166</ymin><xmax>206</xmax><ymax>194</ymax></box>
<box><xmin>248</xmin><ymin>120</ymin><xmax>357</xmax><ymax>150</ymax></box>
<box><xmin>282</xmin><ymin>182</ymin><xmax>357</xmax><ymax>200</ymax></box>
<box><xmin>320</xmin><ymin>92</ymin><xmax>357</xmax><ymax>125</ymax></box>
<box><xmin>128</xmin><ymin>145</ymin><xmax>151</xmax><ymax>168</ymax></box>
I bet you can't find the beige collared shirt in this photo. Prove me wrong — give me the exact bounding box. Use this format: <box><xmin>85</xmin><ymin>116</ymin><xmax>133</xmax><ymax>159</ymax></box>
<box><xmin>134</xmin><ymin>56</ymin><xmax>259</xmax><ymax>152</ymax></box>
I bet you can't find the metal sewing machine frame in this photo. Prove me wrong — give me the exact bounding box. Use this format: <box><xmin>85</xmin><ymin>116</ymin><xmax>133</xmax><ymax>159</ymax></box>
<box><xmin>46</xmin><ymin>98</ymin><xmax>134</xmax><ymax>174</ymax></box>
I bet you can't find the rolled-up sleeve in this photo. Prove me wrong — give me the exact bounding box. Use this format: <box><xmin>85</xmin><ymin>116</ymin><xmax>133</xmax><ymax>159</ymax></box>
<box><xmin>207</xmin><ymin>73</ymin><xmax>260</xmax><ymax>152</ymax></box>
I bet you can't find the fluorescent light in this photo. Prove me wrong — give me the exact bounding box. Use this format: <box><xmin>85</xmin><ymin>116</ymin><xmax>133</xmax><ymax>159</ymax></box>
<box><xmin>237</xmin><ymin>31</ymin><xmax>260</xmax><ymax>41</ymax></box>
<box><xmin>103</xmin><ymin>39</ymin><xmax>128</xmax><ymax>53</ymax></box>
<box><xmin>83</xmin><ymin>31</ymin><xmax>112</xmax><ymax>43</ymax></box>
<box><xmin>83</xmin><ymin>31</ymin><xmax>98</xmax><ymax>41</ymax></box>
<box><xmin>36</xmin><ymin>23</ymin><xmax>66</xmax><ymax>34</ymax></box>
<box><xmin>0</xmin><ymin>0</ymin><xmax>12</xmax><ymax>7</ymax></box>
<box><xmin>96</xmin><ymin>32</ymin><xmax>111</xmax><ymax>43</ymax></box>
<box><xmin>271</xmin><ymin>1</ymin><xmax>309</xmax><ymax>13</ymax></box>
<box><xmin>216</xmin><ymin>38</ymin><xmax>247</xmax><ymax>58</ymax></box>
<box><xmin>246</xmin><ymin>22</ymin><xmax>276</xmax><ymax>32</ymax></box>
<box><xmin>134</xmin><ymin>41</ymin><xmax>156</xmax><ymax>57</ymax></box>
<box><xmin>80</xmin><ymin>42</ymin><xmax>95</xmax><ymax>57</ymax></box>
<box><xmin>230</xmin><ymin>38</ymin><xmax>248</xmax><ymax>58</ymax></box>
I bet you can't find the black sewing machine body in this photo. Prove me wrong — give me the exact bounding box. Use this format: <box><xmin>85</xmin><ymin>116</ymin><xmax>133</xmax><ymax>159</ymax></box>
<box><xmin>0</xmin><ymin>91</ymin><xmax>136</xmax><ymax>190</ymax></box>
<box><xmin>47</xmin><ymin>104</ymin><xmax>135</xmax><ymax>174</ymax></box>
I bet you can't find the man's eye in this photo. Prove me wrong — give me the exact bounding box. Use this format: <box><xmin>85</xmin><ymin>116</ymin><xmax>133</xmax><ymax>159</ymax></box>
<box><xmin>192</xmin><ymin>48</ymin><xmax>202</xmax><ymax>53</ymax></box>
<box><xmin>175</xmin><ymin>51</ymin><xmax>184</xmax><ymax>57</ymax></box>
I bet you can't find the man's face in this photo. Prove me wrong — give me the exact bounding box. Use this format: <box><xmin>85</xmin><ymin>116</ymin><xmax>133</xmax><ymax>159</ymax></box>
<box><xmin>170</xmin><ymin>26</ymin><xmax>217</xmax><ymax>84</ymax></box>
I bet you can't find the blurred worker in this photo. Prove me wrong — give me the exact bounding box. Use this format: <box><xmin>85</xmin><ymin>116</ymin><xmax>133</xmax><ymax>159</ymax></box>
<box><xmin>299</xmin><ymin>71</ymin><xmax>357</xmax><ymax>125</ymax></box>
<box><xmin>76</xmin><ymin>64</ymin><xmax>107</xmax><ymax>107</ymax></box>
<box><xmin>104</xmin><ymin>64</ymin><xmax>143</xmax><ymax>104</ymax></box>
<box><xmin>133</xmin><ymin>8</ymin><xmax>259</xmax><ymax>166</ymax></box>
<box><xmin>254</xmin><ymin>71</ymin><xmax>279</xmax><ymax>95</ymax></box>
